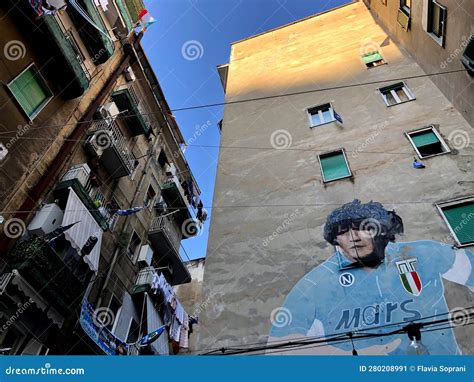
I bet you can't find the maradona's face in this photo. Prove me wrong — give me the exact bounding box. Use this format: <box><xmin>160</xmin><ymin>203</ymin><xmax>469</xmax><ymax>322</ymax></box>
<box><xmin>335</xmin><ymin>228</ymin><xmax>376</xmax><ymax>262</ymax></box>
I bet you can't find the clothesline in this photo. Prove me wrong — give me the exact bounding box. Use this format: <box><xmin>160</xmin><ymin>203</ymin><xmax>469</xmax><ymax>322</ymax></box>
<box><xmin>151</xmin><ymin>271</ymin><xmax>191</xmax><ymax>351</ymax></box>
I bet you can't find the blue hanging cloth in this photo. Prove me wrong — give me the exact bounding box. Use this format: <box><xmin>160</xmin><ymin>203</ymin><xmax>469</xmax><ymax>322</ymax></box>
<box><xmin>412</xmin><ymin>158</ymin><xmax>425</xmax><ymax>169</ymax></box>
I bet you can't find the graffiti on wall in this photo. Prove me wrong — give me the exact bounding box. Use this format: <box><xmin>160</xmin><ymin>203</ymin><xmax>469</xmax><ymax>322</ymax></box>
<box><xmin>269</xmin><ymin>199</ymin><xmax>473</xmax><ymax>355</ymax></box>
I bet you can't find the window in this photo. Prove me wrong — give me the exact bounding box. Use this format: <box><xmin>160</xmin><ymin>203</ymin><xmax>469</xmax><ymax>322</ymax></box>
<box><xmin>126</xmin><ymin>318</ymin><xmax>141</xmax><ymax>343</ymax></box>
<box><xmin>7</xmin><ymin>64</ymin><xmax>53</xmax><ymax>120</ymax></box>
<box><xmin>308</xmin><ymin>103</ymin><xmax>339</xmax><ymax>127</ymax></box>
<box><xmin>400</xmin><ymin>0</ymin><xmax>411</xmax><ymax>14</ymax></box>
<box><xmin>437</xmin><ymin>198</ymin><xmax>474</xmax><ymax>246</ymax></box>
<box><xmin>127</xmin><ymin>231</ymin><xmax>141</xmax><ymax>261</ymax></box>
<box><xmin>461</xmin><ymin>35</ymin><xmax>474</xmax><ymax>75</ymax></box>
<box><xmin>105</xmin><ymin>296</ymin><xmax>122</xmax><ymax>333</ymax></box>
<box><xmin>406</xmin><ymin>126</ymin><xmax>450</xmax><ymax>158</ymax></box>
<box><xmin>362</xmin><ymin>51</ymin><xmax>385</xmax><ymax>68</ymax></box>
<box><xmin>157</xmin><ymin>150</ymin><xmax>168</xmax><ymax>167</ymax></box>
<box><xmin>106</xmin><ymin>197</ymin><xmax>120</xmax><ymax>231</ymax></box>
<box><xmin>397</xmin><ymin>8</ymin><xmax>410</xmax><ymax>31</ymax></box>
<box><xmin>318</xmin><ymin>149</ymin><xmax>351</xmax><ymax>183</ymax></box>
<box><xmin>144</xmin><ymin>184</ymin><xmax>156</xmax><ymax>207</ymax></box>
<box><xmin>427</xmin><ymin>0</ymin><xmax>447</xmax><ymax>46</ymax></box>
<box><xmin>379</xmin><ymin>82</ymin><xmax>415</xmax><ymax>106</ymax></box>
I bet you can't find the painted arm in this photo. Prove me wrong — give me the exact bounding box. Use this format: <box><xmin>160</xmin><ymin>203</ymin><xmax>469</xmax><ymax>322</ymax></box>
<box><xmin>442</xmin><ymin>248</ymin><xmax>474</xmax><ymax>291</ymax></box>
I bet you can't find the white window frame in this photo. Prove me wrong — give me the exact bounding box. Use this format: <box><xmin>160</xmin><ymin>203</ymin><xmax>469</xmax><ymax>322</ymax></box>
<box><xmin>317</xmin><ymin>148</ymin><xmax>352</xmax><ymax>183</ymax></box>
<box><xmin>308</xmin><ymin>103</ymin><xmax>336</xmax><ymax>128</ymax></box>
<box><xmin>405</xmin><ymin>125</ymin><xmax>450</xmax><ymax>159</ymax></box>
<box><xmin>379</xmin><ymin>82</ymin><xmax>415</xmax><ymax>107</ymax></box>
<box><xmin>7</xmin><ymin>63</ymin><xmax>54</xmax><ymax>121</ymax></box>
<box><xmin>436</xmin><ymin>196</ymin><xmax>474</xmax><ymax>247</ymax></box>
<box><xmin>427</xmin><ymin>0</ymin><xmax>447</xmax><ymax>47</ymax></box>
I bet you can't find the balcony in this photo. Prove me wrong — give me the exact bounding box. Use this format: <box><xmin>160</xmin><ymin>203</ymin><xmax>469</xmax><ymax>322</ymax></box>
<box><xmin>131</xmin><ymin>264</ymin><xmax>190</xmax><ymax>296</ymax></box>
<box><xmin>6</xmin><ymin>237</ymin><xmax>92</xmax><ymax>316</ymax></box>
<box><xmin>42</xmin><ymin>14</ymin><xmax>90</xmax><ymax>98</ymax></box>
<box><xmin>68</xmin><ymin>0</ymin><xmax>114</xmax><ymax>64</ymax></box>
<box><xmin>111</xmin><ymin>87</ymin><xmax>151</xmax><ymax>137</ymax></box>
<box><xmin>85</xmin><ymin>119</ymin><xmax>136</xmax><ymax>178</ymax></box>
<box><xmin>160</xmin><ymin>176</ymin><xmax>194</xmax><ymax>225</ymax></box>
<box><xmin>54</xmin><ymin>164</ymin><xmax>112</xmax><ymax>231</ymax></box>
<box><xmin>148</xmin><ymin>216</ymin><xmax>191</xmax><ymax>285</ymax></box>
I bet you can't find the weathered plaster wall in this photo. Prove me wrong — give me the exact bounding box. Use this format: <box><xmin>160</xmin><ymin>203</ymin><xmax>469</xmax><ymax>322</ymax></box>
<box><xmin>199</xmin><ymin>2</ymin><xmax>474</xmax><ymax>354</ymax></box>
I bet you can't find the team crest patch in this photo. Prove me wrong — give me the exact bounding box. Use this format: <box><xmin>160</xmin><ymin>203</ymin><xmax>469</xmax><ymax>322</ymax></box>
<box><xmin>396</xmin><ymin>259</ymin><xmax>422</xmax><ymax>296</ymax></box>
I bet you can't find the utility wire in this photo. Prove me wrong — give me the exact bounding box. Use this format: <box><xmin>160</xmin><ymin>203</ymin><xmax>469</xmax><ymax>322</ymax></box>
<box><xmin>1</xmin><ymin>138</ymin><xmax>474</xmax><ymax>157</ymax></box>
<box><xmin>0</xmin><ymin>200</ymin><xmax>463</xmax><ymax>214</ymax></box>
<box><xmin>189</xmin><ymin>308</ymin><xmax>461</xmax><ymax>355</ymax></box>
<box><xmin>170</xmin><ymin>69</ymin><xmax>469</xmax><ymax>112</ymax></box>
<box><xmin>261</xmin><ymin>322</ymin><xmax>474</xmax><ymax>356</ymax></box>
<box><xmin>0</xmin><ymin>68</ymin><xmax>467</xmax><ymax>137</ymax></box>
<box><xmin>205</xmin><ymin>312</ymin><xmax>473</xmax><ymax>355</ymax></box>
<box><xmin>196</xmin><ymin>308</ymin><xmax>473</xmax><ymax>355</ymax></box>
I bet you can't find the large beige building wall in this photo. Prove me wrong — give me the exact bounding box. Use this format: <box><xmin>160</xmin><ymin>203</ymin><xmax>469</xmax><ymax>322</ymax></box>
<box><xmin>198</xmin><ymin>2</ymin><xmax>474</xmax><ymax>354</ymax></box>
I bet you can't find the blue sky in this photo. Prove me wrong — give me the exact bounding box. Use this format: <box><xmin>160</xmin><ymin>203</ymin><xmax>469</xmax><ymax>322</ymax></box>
<box><xmin>142</xmin><ymin>0</ymin><xmax>351</xmax><ymax>260</ymax></box>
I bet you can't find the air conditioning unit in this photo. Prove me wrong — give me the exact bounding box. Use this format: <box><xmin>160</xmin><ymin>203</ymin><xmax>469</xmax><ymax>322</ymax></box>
<box><xmin>124</xmin><ymin>66</ymin><xmax>136</xmax><ymax>82</ymax></box>
<box><xmin>165</xmin><ymin>163</ymin><xmax>177</xmax><ymax>176</ymax></box>
<box><xmin>137</xmin><ymin>245</ymin><xmax>154</xmax><ymax>268</ymax></box>
<box><xmin>397</xmin><ymin>9</ymin><xmax>410</xmax><ymax>31</ymax></box>
<box><xmin>27</xmin><ymin>203</ymin><xmax>64</xmax><ymax>236</ymax></box>
<box><xmin>98</xmin><ymin>102</ymin><xmax>120</xmax><ymax>119</ymax></box>
<box><xmin>84</xmin><ymin>130</ymin><xmax>113</xmax><ymax>158</ymax></box>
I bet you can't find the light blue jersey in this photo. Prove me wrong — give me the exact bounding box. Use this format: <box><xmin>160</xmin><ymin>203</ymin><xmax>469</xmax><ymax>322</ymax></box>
<box><xmin>270</xmin><ymin>240</ymin><xmax>474</xmax><ymax>355</ymax></box>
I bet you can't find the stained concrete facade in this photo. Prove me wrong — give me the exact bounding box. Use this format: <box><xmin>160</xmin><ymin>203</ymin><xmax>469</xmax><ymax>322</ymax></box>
<box><xmin>365</xmin><ymin>0</ymin><xmax>474</xmax><ymax>128</ymax></box>
<box><xmin>199</xmin><ymin>1</ymin><xmax>474</xmax><ymax>355</ymax></box>
<box><xmin>0</xmin><ymin>0</ymin><xmax>201</xmax><ymax>355</ymax></box>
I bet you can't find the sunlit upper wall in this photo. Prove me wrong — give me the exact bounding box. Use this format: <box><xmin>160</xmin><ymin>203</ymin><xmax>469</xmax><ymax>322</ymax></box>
<box><xmin>226</xmin><ymin>1</ymin><xmax>406</xmax><ymax>99</ymax></box>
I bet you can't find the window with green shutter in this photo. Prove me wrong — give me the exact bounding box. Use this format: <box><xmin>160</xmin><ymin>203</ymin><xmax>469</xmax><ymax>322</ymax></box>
<box><xmin>8</xmin><ymin>65</ymin><xmax>52</xmax><ymax>119</ymax></box>
<box><xmin>440</xmin><ymin>201</ymin><xmax>474</xmax><ymax>245</ymax></box>
<box><xmin>362</xmin><ymin>51</ymin><xmax>385</xmax><ymax>68</ymax></box>
<box><xmin>407</xmin><ymin>127</ymin><xmax>449</xmax><ymax>158</ymax></box>
<box><xmin>319</xmin><ymin>150</ymin><xmax>351</xmax><ymax>182</ymax></box>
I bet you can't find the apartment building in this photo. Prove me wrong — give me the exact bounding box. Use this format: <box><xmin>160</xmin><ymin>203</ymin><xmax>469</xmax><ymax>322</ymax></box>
<box><xmin>200</xmin><ymin>1</ymin><xmax>474</xmax><ymax>355</ymax></box>
<box><xmin>365</xmin><ymin>0</ymin><xmax>474</xmax><ymax>127</ymax></box>
<box><xmin>0</xmin><ymin>0</ymin><xmax>202</xmax><ymax>355</ymax></box>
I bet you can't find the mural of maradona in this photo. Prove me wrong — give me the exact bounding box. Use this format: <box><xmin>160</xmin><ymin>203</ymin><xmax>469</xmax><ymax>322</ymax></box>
<box><xmin>268</xmin><ymin>200</ymin><xmax>474</xmax><ymax>355</ymax></box>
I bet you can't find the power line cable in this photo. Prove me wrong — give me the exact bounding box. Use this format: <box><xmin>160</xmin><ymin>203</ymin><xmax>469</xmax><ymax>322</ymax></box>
<box><xmin>0</xmin><ymin>68</ymin><xmax>468</xmax><ymax>137</ymax></box>
<box><xmin>261</xmin><ymin>322</ymin><xmax>474</xmax><ymax>356</ymax></box>
<box><xmin>189</xmin><ymin>308</ymin><xmax>465</xmax><ymax>355</ymax></box>
<box><xmin>0</xmin><ymin>199</ymin><xmax>464</xmax><ymax>214</ymax></box>
<box><xmin>197</xmin><ymin>309</ymin><xmax>473</xmax><ymax>355</ymax></box>
<box><xmin>2</xmin><ymin>137</ymin><xmax>474</xmax><ymax>157</ymax></box>
<box><xmin>212</xmin><ymin>314</ymin><xmax>473</xmax><ymax>355</ymax></box>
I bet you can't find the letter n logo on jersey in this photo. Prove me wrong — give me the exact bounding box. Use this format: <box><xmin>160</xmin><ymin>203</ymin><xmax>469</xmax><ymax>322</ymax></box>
<box><xmin>396</xmin><ymin>259</ymin><xmax>422</xmax><ymax>296</ymax></box>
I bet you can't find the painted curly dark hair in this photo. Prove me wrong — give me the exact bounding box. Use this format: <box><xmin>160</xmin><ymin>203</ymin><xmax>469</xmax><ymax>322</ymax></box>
<box><xmin>323</xmin><ymin>199</ymin><xmax>404</xmax><ymax>245</ymax></box>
